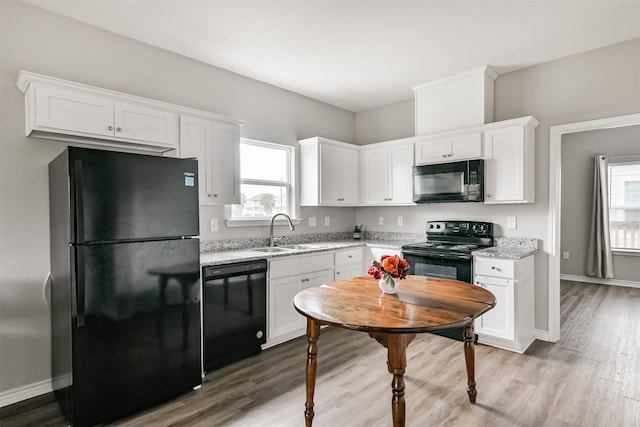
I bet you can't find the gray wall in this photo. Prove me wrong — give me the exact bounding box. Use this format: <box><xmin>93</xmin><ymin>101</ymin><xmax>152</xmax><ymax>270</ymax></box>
<box><xmin>0</xmin><ymin>0</ymin><xmax>355</xmax><ymax>396</ymax></box>
<box><xmin>561</xmin><ymin>126</ymin><xmax>640</xmax><ymax>281</ymax></box>
<box><xmin>355</xmin><ymin>98</ymin><xmax>414</xmax><ymax>145</ymax></box>
<box><xmin>356</xmin><ymin>37</ymin><xmax>640</xmax><ymax>334</ymax></box>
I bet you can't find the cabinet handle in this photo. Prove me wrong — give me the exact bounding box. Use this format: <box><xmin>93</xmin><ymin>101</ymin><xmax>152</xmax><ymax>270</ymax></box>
<box><xmin>348</xmin><ymin>255</ymin><xmax>352</xmax><ymax>258</ymax></box>
<box><xmin>213</xmin><ymin>194</ymin><xmax>218</xmax><ymax>197</ymax></box>
<box><xmin>487</xmin><ymin>194</ymin><xmax>492</xmax><ymax>198</ymax></box>
<box><xmin>107</xmin><ymin>125</ymin><xmax>114</xmax><ymax>131</ymax></box>
<box><xmin>442</xmin><ymin>154</ymin><xmax>447</xmax><ymax>158</ymax></box>
<box><xmin>491</xmin><ymin>266</ymin><xmax>501</xmax><ymax>271</ymax></box>
<box><xmin>116</xmin><ymin>127</ymin><xmax>123</xmax><ymax>132</ymax></box>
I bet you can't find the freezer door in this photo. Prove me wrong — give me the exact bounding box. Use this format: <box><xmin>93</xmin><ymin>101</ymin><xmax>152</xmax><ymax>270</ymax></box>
<box><xmin>71</xmin><ymin>238</ymin><xmax>201</xmax><ymax>426</ymax></box>
<box><xmin>69</xmin><ymin>147</ymin><xmax>198</xmax><ymax>243</ymax></box>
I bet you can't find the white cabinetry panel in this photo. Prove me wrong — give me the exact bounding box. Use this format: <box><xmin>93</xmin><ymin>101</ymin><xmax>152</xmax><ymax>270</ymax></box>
<box><xmin>299</xmin><ymin>137</ymin><xmax>359</xmax><ymax>206</ymax></box>
<box><xmin>473</xmin><ymin>255</ymin><xmax>535</xmax><ymax>353</ymax></box>
<box><xmin>179</xmin><ymin>115</ymin><xmax>240</xmax><ymax>205</ymax></box>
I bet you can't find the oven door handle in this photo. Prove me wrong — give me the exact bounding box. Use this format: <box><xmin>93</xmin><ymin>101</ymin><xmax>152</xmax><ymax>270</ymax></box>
<box><xmin>402</xmin><ymin>249</ymin><xmax>472</xmax><ymax>261</ymax></box>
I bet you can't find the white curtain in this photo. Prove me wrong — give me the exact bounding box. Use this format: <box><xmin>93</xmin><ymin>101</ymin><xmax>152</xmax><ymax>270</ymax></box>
<box><xmin>586</xmin><ymin>154</ymin><xmax>615</xmax><ymax>278</ymax></box>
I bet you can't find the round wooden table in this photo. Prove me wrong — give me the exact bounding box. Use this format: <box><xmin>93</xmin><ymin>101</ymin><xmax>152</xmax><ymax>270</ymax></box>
<box><xmin>293</xmin><ymin>275</ymin><xmax>496</xmax><ymax>427</ymax></box>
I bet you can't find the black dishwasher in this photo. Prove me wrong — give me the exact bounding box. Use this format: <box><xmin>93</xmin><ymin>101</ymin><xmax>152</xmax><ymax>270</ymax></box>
<box><xmin>203</xmin><ymin>259</ymin><xmax>267</xmax><ymax>372</ymax></box>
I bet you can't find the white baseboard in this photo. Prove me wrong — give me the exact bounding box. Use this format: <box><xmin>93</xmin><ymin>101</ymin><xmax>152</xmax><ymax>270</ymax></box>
<box><xmin>535</xmin><ymin>328</ymin><xmax>552</xmax><ymax>342</ymax></box>
<box><xmin>0</xmin><ymin>379</ymin><xmax>52</xmax><ymax>408</ymax></box>
<box><xmin>561</xmin><ymin>274</ymin><xmax>640</xmax><ymax>289</ymax></box>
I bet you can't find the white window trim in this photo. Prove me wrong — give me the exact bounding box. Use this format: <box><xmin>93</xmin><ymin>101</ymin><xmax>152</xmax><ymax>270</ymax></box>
<box><xmin>225</xmin><ymin>138</ymin><xmax>299</xmax><ymax>227</ymax></box>
<box><xmin>608</xmin><ymin>154</ymin><xmax>640</xmax><ymax>253</ymax></box>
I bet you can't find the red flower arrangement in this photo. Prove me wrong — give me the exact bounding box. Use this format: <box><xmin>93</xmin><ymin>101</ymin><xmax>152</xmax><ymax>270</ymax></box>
<box><xmin>367</xmin><ymin>255</ymin><xmax>410</xmax><ymax>288</ymax></box>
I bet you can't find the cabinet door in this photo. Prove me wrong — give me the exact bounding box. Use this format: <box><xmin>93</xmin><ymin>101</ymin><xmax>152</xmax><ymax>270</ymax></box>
<box><xmin>484</xmin><ymin>125</ymin><xmax>525</xmax><ymax>202</ymax></box>
<box><xmin>474</xmin><ymin>275</ymin><xmax>515</xmax><ymax>340</ymax></box>
<box><xmin>268</xmin><ymin>269</ymin><xmax>333</xmax><ymax>343</ymax></box>
<box><xmin>450</xmin><ymin>133</ymin><xmax>482</xmax><ymax>160</ymax></box>
<box><xmin>114</xmin><ymin>102</ymin><xmax>178</xmax><ymax>147</ymax></box>
<box><xmin>339</xmin><ymin>147</ymin><xmax>359</xmax><ymax>204</ymax></box>
<box><xmin>179</xmin><ymin>115</ymin><xmax>214</xmax><ymax>205</ymax></box>
<box><xmin>415</xmin><ymin>137</ymin><xmax>451</xmax><ymax>164</ymax></box>
<box><xmin>209</xmin><ymin>121</ymin><xmax>241</xmax><ymax>205</ymax></box>
<box><xmin>35</xmin><ymin>85</ymin><xmax>114</xmax><ymax>137</ymax></box>
<box><xmin>388</xmin><ymin>144</ymin><xmax>414</xmax><ymax>203</ymax></box>
<box><xmin>268</xmin><ymin>276</ymin><xmax>302</xmax><ymax>340</ymax></box>
<box><xmin>361</xmin><ymin>146</ymin><xmax>389</xmax><ymax>204</ymax></box>
<box><xmin>319</xmin><ymin>143</ymin><xmax>342</xmax><ymax>204</ymax></box>
<box><xmin>335</xmin><ymin>265</ymin><xmax>363</xmax><ymax>281</ymax></box>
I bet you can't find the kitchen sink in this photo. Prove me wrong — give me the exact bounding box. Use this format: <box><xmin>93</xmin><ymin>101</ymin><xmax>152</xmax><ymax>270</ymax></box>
<box><xmin>250</xmin><ymin>247</ymin><xmax>296</xmax><ymax>253</ymax></box>
<box><xmin>280</xmin><ymin>243</ymin><xmax>331</xmax><ymax>250</ymax></box>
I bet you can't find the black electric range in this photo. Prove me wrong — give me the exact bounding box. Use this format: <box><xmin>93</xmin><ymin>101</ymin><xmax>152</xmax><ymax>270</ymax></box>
<box><xmin>401</xmin><ymin>220</ymin><xmax>494</xmax><ymax>341</ymax></box>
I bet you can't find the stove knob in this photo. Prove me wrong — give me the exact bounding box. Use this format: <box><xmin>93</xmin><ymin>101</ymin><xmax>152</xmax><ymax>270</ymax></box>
<box><xmin>436</xmin><ymin>224</ymin><xmax>441</xmax><ymax>229</ymax></box>
<box><xmin>429</xmin><ymin>224</ymin><xmax>434</xmax><ymax>229</ymax></box>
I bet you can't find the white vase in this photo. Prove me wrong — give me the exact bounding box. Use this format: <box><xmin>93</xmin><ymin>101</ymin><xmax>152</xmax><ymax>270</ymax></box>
<box><xmin>378</xmin><ymin>277</ymin><xmax>398</xmax><ymax>294</ymax></box>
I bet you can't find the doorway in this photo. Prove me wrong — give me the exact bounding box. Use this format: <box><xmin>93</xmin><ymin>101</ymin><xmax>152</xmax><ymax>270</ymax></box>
<box><xmin>547</xmin><ymin>113</ymin><xmax>640</xmax><ymax>342</ymax></box>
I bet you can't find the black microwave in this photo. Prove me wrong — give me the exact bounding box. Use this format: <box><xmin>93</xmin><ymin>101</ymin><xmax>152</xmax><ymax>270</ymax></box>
<box><xmin>413</xmin><ymin>159</ymin><xmax>484</xmax><ymax>203</ymax></box>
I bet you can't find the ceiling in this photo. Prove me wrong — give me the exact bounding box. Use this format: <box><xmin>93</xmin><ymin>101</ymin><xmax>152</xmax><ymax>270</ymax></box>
<box><xmin>23</xmin><ymin>0</ymin><xmax>640</xmax><ymax>113</ymax></box>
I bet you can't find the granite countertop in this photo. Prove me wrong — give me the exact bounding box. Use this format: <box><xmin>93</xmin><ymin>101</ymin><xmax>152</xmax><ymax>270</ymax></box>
<box><xmin>472</xmin><ymin>237</ymin><xmax>538</xmax><ymax>260</ymax></box>
<box><xmin>200</xmin><ymin>239</ymin><xmax>420</xmax><ymax>267</ymax></box>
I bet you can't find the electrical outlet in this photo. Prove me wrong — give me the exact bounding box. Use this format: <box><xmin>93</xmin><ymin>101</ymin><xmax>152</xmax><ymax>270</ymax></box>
<box><xmin>324</xmin><ymin>216</ymin><xmax>330</xmax><ymax>226</ymax></box>
<box><xmin>378</xmin><ymin>217</ymin><xmax>384</xmax><ymax>226</ymax></box>
<box><xmin>210</xmin><ymin>218</ymin><xmax>218</xmax><ymax>232</ymax></box>
<box><xmin>308</xmin><ymin>216</ymin><xmax>316</xmax><ymax>227</ymax></box>
<box><xmin>507</xmin><ymin>216</ymin><xmax>517</xmax><ymax>229</ymax></box>
<box><xmin>397</xmin><ymin>216</ymin><xmax>403</xmax><ymax>226</ymax></box>
<box><xmin>563</xmin><ymin>251</ymin><xmax>570</xmax><ymax>260</ymax></box>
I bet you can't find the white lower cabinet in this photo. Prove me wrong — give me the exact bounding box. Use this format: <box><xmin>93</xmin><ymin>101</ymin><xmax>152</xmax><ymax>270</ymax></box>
<box><xmin>473</xmin><ymin>255</ymin><xmax>535</xmax><ymax>353</ymax></box>
<box><xmin>266</xmin><ymin>252</ymin><xmax>334</xmax><ymax>347</ymax></box>
<box><xmin>334</xmin><ymin>248</ymin><xmax>364</xmax><ymax>281</ymax></box>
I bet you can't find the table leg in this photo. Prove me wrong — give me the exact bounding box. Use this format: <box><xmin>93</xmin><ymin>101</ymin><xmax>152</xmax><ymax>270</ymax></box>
<box><xmin>463</xmin><ymin>323</ymin><xmax>477</xmax><ymax>403</ymax></box>
<box><xmin>304</xmin><ymin>318</ymin><xmax>321</xmax><ymax>427</ymax></box>
<box><xmin>369</xmin><ymin>333</ymin><xmax>416</xmax><ymax>427</ymax></box>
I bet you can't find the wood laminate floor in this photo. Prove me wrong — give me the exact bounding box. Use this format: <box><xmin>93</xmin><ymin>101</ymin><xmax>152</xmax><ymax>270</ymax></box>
<box><xmin>2</xmin><ymin>280</ymin><xmax>639</xmax><ymax>426</ymax></box>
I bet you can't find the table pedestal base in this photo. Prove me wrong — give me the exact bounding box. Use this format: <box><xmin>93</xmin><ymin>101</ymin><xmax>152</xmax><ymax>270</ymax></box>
<box><xmin>302</xmin><ymin>321</ymin><xmax>478</xmax><ymax>427</ymax></box>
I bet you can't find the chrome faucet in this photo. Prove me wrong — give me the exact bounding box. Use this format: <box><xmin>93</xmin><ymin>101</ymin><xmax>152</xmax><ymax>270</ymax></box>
<box><xmin>269</xmin><ymin>213</ymin><xmax>295</xmax><ymax>247</ymax></box>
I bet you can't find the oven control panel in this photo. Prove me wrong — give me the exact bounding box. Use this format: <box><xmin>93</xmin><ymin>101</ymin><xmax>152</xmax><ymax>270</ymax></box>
<box><xmin>426</xmin><ymin>221</ymin><xmax>493</xmax><ymax>237</ymax></box>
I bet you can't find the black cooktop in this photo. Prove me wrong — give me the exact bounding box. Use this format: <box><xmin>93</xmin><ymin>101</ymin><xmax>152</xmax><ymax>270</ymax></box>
<box><xmin>402</xmin><ymin>221</ymin><xmax>494</xmax><ymax>255</ymax></box>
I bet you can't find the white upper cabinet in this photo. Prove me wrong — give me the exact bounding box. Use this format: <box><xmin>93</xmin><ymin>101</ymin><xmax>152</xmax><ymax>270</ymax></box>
<box><xmin>299</xmin><ymin>137</ymin><xmax>359</xmax><ymax>206</ymax></box>
<box><xmin>414</xmin><ymin>132</ymin><xmax>482</xmax><ymax>165</ymax></box>
<box><xmin>361</xmin><ymin>141</ymin><xmax>414</xmax><ymax>205</ymax></box>
<box><xmin>179</xmin><ymin>115</ymin><xmax>240</xmax><ymax>205</ymax></box>
<box><xmin>18</xmin><ymin>71</ymin><xmax>179</xmax><ymax>152</ymax></box>
<box><xmin>483</xmin><ymin>116</ymin><xmax>538</xmax><ymax>204</ymax></box>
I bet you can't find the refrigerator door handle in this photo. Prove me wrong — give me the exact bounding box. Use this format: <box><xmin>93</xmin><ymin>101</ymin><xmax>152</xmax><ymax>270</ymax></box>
<box><xmin>76</xmin><ymin>246</ymin><xmax>86</xmax><ymax>328</ymax></box>
<box><xmin>74</xmin><ymin>160</ymin><xmax>85</xmax><ymax>243</ymax></box>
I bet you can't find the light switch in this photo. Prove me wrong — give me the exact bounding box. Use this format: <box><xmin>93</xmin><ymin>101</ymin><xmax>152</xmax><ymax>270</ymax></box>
<box><xmin>210</xmin><ymin>218</ymin><xmax>218</xmax><ymax>232</ymax></box>
<box><xmin>309</xmin><ymin>216</ymin><xmax>317</xmax><ymax>227</ymax></box>
<box><xmin>324</xmin><ymin>216</ymin><xmax>330</xmax><ymax>226</ymax></box>
<box><xmin>563</xmin><ymin>251</ymin><xmax>570</xmax><ymax>260</ymax></box>
<box><xmin>507</xmin><ymin>216</ymin><xmax>517</xmax><ymax>229</ymax></box>
<box><xmin>378</xmin><ymin>217</ymin><xmax>384</xmax><ymax>226</ymax></box>
<box><xmin>397</xmin><ymin>216</ymin><xmax>403</xmax><ymax>226</ymax></box>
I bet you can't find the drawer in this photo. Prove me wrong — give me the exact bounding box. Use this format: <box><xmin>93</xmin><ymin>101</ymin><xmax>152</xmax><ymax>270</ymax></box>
<box><xmin>335</xmin><ymin>248</ymin><xmax>363</xmax><ymax>267</ymax></box>
<box><xmin>474</xmin><ymin>257</ymin><xmax>515</xmax><ymax>279</ymax></box>
<box><xmin>269</xmin><ymin>252</ymin><xmax>333</xmax><ymax>279</ymax></box>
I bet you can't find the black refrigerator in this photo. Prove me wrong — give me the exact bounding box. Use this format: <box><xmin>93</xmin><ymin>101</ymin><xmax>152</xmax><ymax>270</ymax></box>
<box><xmin>49</xmin><ymin>147</ymin><xmax>202</xmax><ymax>427</ymax></box>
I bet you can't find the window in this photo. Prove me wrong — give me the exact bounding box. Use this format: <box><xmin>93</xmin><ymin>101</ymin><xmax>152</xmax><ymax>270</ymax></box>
<box><xmin>608</xmin><ymin>156</ymin><xmax>640</xmax><ymax>251</ymax></box>
<box><xmin>230</xmin><ymin>139</ymin><xmax>295</xmax><ymax>219</ymax></box>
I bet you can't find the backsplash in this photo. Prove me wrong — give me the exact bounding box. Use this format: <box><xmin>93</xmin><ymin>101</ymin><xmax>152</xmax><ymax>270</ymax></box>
<box><xmin>495</xmin><ymin>237</ymin><xmax>538</xmax><ymax>250</ymax></box>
